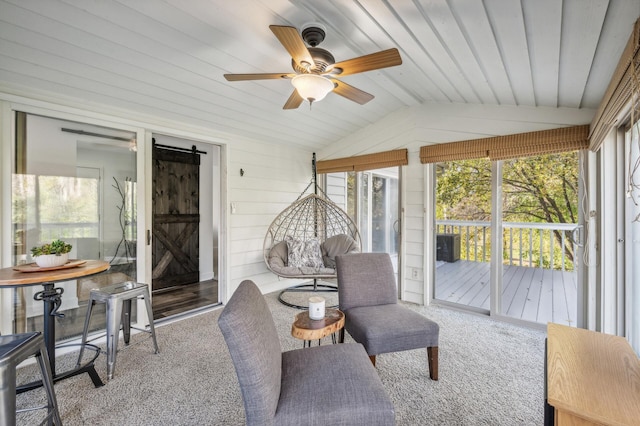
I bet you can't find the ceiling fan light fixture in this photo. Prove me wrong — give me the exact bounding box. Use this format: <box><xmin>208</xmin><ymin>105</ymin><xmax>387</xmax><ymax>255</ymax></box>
<box><xmin>291</xmin><ymin>74</ymin><xmax>334</xmax><ymax>105</ymax></box>
<box><xmin>225</xmin><ymin>25</ymin><xmax>402</xmax><ymax>109</ymax></box>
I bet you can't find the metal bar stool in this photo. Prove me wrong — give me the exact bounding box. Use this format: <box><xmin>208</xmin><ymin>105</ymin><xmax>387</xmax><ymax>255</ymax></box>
<box><xmin>0</xmin><ymin>332</ymin><xmax>62</xmax><ymax>425</ymax></box>
<box><xmin>76</xmin><ymin>281</ymin><xmax>159</xmax><ymax>380</ymax></box>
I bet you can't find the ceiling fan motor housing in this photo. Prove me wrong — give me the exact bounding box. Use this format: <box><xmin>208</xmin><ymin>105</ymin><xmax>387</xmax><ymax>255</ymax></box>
<box><xmin>292</xmin><ymin>47</ymin><xmax>335</xmax><ymax>74</ymax></box>
<box><xmin>301</xmin><ymin>26</ymin><xmax>326</xmax><ymax>47</ymax></box>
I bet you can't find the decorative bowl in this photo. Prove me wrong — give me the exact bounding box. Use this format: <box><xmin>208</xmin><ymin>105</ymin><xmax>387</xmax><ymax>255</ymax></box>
<box><xmin>34</xmin><ymin>253</ymin><xmax>69</xmax><ymax>268</ymax></box>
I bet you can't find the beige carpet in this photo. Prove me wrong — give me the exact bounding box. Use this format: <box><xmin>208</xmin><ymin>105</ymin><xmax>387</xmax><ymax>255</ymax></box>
<box><xmin>16</xmin><ymin>291</ymin><xmax>546</xmax><ymax>425</ymax></box>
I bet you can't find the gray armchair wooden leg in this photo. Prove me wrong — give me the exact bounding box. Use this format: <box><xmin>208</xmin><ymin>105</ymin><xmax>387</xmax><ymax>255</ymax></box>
<box><xmin>427</xmin><ymin>346</ymin><xmax>438</xmax><ymax>380</ymax></box>
<box><xmin>369</xmin><ymin>355</ymin><xmax>376</xmax><ymax>366</ymax></box>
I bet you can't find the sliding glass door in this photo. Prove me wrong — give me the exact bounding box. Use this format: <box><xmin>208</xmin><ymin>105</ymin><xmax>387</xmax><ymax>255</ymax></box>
<box><xmin>434</xmin><ymin>159</ymin><xmax>493</xmax><ymax>313</ymax></box>
<box><xmin>10</xmin><ymin>112</ymin><xmax>138</xmax><ymax>339</ymax></box>
<box><xmin>625</xmin><ymin>121</ymin><xmax>640</xmax><ymax>354</ymax></box>
<box><xmin>433</xmin><ymin>152</ymin><xmax>582</xmax><ymax>327</ymax></box>
<box><xmin>499</xmin><ymin>152</ymin><xmax>580</xmax><ymax>326</ymax></box>
<box><xmin>347</xmin><ymin>168</ymin><xmax>400</xmax><ymax>275</ymax></box>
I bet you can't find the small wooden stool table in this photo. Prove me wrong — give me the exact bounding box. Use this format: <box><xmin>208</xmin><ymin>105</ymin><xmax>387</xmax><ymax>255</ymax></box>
<box><xmin>291</xmin><ymin>308</ymin><xmax>345</xmax><ymax>348</ymax></box>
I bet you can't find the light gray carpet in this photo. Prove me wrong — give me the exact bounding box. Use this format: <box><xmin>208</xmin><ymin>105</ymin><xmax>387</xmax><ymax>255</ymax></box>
<box><xmin>16</xmin><ymin>292</ymin><xmax>546</xmax><ymax>425</ymax></box>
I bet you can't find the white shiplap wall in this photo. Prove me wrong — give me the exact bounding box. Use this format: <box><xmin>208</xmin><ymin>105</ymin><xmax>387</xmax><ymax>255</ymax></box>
<box><xmin>318</xmin><ymin>103</ymin><xmax>596</xmax><ymax>304</ymax></box>
<box><xmin>227</xmin><ymin>138</ymin><xmax>314</xmax><ymax>297</ymax></box>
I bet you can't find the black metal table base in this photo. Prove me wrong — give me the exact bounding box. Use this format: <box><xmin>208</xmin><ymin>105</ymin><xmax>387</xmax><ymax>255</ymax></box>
<box><xmin>53</xmin><ymin>343</ymin><xmax>104</xmax><ymax>386</ymax></box>
<box><xmin>277</xmin><ymin>281</ymin><xmax>338</xmax><ymax>310</ymax></box>
<box><xmin>17</xmin><ymin>343</ymin><xmax>103</xmax><ymax>393</ymax></box>
<box><xmin>18</xmin><ymin>281</ymin><xmax>105</xmax><ymax>393</ymax></box>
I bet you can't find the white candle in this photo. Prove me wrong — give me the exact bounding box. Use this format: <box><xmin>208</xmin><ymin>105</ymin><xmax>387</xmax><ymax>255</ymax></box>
<box><xmin>308</xmin><ymin>296</ymin><xmax>325</xmax><ymax>320</ymax></box>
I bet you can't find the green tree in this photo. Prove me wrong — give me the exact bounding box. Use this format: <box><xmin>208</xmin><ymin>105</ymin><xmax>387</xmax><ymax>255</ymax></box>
<box><xmin>436</xmin><ymin>151</ymin><xmax>579</xmax><ymax>266</ymax></box>
<box><xmin>436</xmin><ymin>161</ymin><xmax>492</xmax><ymax>221</ymax></box>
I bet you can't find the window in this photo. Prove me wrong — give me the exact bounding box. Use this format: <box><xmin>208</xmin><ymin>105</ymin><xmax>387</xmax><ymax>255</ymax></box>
<box><xmin>625</xmin><ymin>119</ymin><xmax>640</xmax><ymax>354</ymax></box>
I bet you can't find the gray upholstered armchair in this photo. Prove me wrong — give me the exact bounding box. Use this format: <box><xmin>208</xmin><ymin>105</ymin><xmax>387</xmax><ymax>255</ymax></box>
<box><xmin>336</xmin><ymin>252</ymin><xmax>440</xmax><ymax>380</ymax></box>
<box><xmin>218</xmin><ymin>280</ymin><xmax>395</xmax><ymax>426</ymax></box>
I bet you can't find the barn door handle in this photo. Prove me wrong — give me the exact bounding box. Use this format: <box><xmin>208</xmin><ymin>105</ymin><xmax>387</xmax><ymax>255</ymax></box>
<box><xmin>147</xmin><ymin>229</ymin><xmax>151</xmax><ymax>245</ymax></box>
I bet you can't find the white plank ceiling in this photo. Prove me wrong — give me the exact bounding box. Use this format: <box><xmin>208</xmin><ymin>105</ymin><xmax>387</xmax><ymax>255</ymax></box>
<box><xmin>0</xmin><ymin>0</ymin><xmax>638</xmax><ymax>150</ymax></box>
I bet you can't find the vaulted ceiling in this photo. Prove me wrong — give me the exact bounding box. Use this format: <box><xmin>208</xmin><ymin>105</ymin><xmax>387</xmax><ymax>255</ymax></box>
<box><xmin>0</xmin><ymin>0</ymin><xmax>638</xmax><ymax>150</ymax></box>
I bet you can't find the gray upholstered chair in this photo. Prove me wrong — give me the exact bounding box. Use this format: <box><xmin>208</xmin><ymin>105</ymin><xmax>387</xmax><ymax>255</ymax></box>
<box><xmin>336</xmin><ymin>252</ymin><xmax>440</xmax><ymax>380</ymax></box>
<box><xmin>218</xmin><ymin>280</ymin><xmax>395</xmax><ymax>426</ymax></box>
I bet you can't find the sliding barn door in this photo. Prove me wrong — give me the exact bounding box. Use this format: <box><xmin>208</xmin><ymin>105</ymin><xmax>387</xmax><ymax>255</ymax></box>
<box><xmin>152</xmin><ymin>145</ymin><xmax>200</xmax><ymax>291</ymax></box>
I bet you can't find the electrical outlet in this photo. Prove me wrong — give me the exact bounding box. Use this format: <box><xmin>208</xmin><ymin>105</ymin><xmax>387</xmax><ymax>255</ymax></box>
<box><xmin>411</xmin><ymin>268</ymin><xmax>419</xmax><ymax>279</ymax></box>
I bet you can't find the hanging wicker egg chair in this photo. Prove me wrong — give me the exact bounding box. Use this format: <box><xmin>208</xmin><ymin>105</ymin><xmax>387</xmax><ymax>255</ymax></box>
<box><xmin>263</xmin><ymin>154</ymin><xmax>361</xmax><ymax>308</ymax></box>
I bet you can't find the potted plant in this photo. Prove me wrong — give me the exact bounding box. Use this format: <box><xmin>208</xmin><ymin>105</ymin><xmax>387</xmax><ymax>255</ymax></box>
<box><xmin>31</xmin><ymin>239</ymin><xmax>73</xmax><ymax>268</ymax></box>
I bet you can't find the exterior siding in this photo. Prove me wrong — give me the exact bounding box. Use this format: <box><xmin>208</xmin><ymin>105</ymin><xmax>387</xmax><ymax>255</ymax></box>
<box><xmin>324</xmin><ymin>173</ymin><xmax>347</xmax><ymax>208</ymax></box>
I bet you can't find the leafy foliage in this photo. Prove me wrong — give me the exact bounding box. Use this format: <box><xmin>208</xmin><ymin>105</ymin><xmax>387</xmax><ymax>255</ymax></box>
<box><xmin>436</xmin><ymin>152</ymin><xmax>579</xmax><ymax>268</ymax></box>
<box><xmin>437</xmin><ymin>152</ymin><xmax>578</xmax><ymax>223</ymax></box>
<box><xmin>436</xmin><ymin>161</ymin><xmax>492</xmax><ymax>221</ymax></box>
<box><xmin>502</xmin><ymin>152</ymin><xmax>579</xmax><ymax>225</ymax></box>
<box><xmin>31</xmin><ymin>239</ymin><xmax>72</xmax><ymax>256</ymax></box>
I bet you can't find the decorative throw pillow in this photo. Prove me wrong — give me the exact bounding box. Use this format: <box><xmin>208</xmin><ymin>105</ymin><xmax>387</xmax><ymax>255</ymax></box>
<box><xmin>322</xmin><ymin>234</ymin><xmax>359</xmax><ymax>258</ymax></box>
<box><xmin>303</xmin><ymin>238</ymin><xmax>324</xmax><ymax>268</ymax></box>
<box><xmin>321</xmin><ymin>234</ymin><xmax>359</xmax><ymax>269</ymax></box>
<box><xmin>285</xmin><ymin>236</ymin><xmax>324</xmax><ymax>269</ymax></box>
<box><xmin>268</xmin><ymin>241</ymin><xmax>289</xmax><ymax>268</ymax></box>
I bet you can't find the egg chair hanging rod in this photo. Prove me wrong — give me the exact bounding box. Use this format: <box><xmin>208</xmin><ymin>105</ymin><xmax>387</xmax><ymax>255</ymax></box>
<box><xmin>295</xmin><ymin>152</ymin><xmax>327</xmax><ymax>202</ymax></box>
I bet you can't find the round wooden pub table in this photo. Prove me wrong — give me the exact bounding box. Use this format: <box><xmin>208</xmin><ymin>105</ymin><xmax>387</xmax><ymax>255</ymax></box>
<box><xmin>0</xmin><ymin>259</ymin><xmax>110</xmax><ymax>391</ymax></box>
<box><xmin>291</xmin><ymin>308</ymin><xmax>345</xmax><ymax>348</ymax></box>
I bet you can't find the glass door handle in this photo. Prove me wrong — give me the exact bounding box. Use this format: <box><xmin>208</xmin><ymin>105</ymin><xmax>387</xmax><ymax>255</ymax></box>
<box><xmin>571</xmin><ymin>225</ymin><xmax>584</xmax><ymax>248</ymax></box>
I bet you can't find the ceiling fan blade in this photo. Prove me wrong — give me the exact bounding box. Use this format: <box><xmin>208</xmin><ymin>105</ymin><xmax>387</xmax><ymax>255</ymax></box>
<box><xmin>224</xmin><ymin>73</ymin><xmax>294</xmax><ymax>81</ymax></box>
<box><xmin>269</xmin><ymin>25</ymin><xmax>315</xmax><ymax>69</ymax></box>
<box><xmin>330</xmin><ymin>79</ymin><xmax>374</xmax><ymax>105</ymax></box>
<box><xmin>283</xmin><ymin>90</ymin><xmax>304</xmax><ymax>109</ymax></box>
<box><xmin>328</xmin><ymin>48</ymin><xmax>402</xmax><ymax>76</ymax></box>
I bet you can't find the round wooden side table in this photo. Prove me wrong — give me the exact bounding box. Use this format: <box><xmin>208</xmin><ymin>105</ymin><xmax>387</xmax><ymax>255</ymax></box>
<box><xmin>291</xmin><ymin>308</ymin><xmax>345</xmax><ymax>348</ymax></box>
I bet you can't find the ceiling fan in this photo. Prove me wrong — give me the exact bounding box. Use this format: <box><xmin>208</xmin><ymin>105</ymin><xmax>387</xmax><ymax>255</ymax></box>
<box><xmin>223</xmin><ymin>24</ymin><xmax>402</xmax><ymax>109</ymax></box>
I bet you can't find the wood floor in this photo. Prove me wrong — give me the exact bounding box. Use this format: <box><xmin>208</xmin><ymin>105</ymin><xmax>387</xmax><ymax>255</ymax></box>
<box><xmin>435</xmin><ymin>260</ymin><xmax>577</xmax><ymax>326</ymax></box>
<box><xmin>152</xmin><ymin>279</ymin><xmax>218</xmax><ymax>319</ymax></box>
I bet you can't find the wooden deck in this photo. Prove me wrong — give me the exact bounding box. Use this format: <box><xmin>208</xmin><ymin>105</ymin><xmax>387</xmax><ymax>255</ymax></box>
<box><xmin>435</xmin><ymin>259</ymin><xmax>577</xmax><ymax>326</ymax></box>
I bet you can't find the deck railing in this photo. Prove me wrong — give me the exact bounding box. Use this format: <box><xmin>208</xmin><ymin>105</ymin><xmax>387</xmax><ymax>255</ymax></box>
<box><xmin>436</xmin><ymin>220</ymin><xmax>579</xmax><ymax>271</ymax></box>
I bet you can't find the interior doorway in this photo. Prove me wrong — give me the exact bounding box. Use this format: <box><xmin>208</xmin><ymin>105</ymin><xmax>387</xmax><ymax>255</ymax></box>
<box><xmin>151</xmin><ymin>142</ymin><xmax>201</xmax><ymax>290</ymax></box>
<box><xmin>149</xmin><ymin>135</ymin><xmax>221</xmax><ymax>319</ymax></box>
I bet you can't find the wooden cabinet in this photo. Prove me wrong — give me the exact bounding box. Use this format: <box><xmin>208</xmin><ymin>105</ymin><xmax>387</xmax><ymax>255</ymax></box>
<box><xmin>546</xmin><ymin>323</ymin><xmax>640</xmax><ymax>425</ymax></box>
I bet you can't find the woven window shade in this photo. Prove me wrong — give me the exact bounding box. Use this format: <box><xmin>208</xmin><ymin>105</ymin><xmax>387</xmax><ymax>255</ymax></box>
<box><xmin>420</xmin><ymin>125</ymin><xmax>589</xmax><ymax>163</ymax></box>
<box><xmin>420</xmin><ymin>140</ymin><xmax>490</xmax><ymax>164</ymax></box>
<box><xmin>316</xmin><ymin>149</ymin><xmax>408</xmax><ymax>174</ymax></box>
<box><xmin>590</xmin><ymin>17</ymin><xmax>640</xmax><ymax>151</ymax></box>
